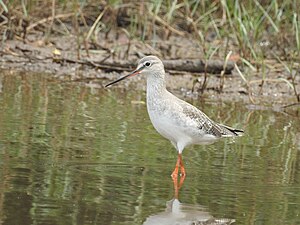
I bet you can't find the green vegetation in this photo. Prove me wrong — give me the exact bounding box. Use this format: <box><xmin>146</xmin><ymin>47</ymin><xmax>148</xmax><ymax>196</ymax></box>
<box><xmin>0</xmin><ymin>0</ymin><xmax>299</xmax><ymax>101</ymax></box>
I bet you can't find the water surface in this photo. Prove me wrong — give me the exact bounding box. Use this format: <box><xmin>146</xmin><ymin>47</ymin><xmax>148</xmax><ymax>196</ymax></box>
<box><xmin>0</xmin><ymin>71</ymin><xmax>299</xmax><ymax>225</ymax></box>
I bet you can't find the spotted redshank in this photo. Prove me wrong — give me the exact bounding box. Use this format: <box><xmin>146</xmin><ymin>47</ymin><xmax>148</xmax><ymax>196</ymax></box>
<box><xmin>105</xmin><ymin>56</ymin><xmax>243</xmax><ymax>178</ymax></box>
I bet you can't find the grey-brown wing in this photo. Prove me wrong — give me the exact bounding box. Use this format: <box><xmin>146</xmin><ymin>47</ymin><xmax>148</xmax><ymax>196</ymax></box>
<box><xmin>181</xmin><ymin>102</ymin><xmax>241</xmax><ymax>137</ymax></box>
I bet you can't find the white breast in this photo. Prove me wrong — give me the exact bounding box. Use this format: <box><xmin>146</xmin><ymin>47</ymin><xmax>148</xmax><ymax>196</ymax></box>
<box><xmin>148</xmin><ymin>108</ymin><xmax>192</xmax><ymax>145</ymax></box>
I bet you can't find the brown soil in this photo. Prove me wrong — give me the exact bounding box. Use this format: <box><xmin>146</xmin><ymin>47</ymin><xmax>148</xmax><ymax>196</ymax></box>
<box><xmin>0</xmin><ymin>34</ymin><xmax>299</xmax><ymax>110</ymax></box>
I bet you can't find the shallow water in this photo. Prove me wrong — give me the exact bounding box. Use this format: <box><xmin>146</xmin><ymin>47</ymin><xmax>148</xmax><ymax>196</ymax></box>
<box><xmin>0</xmin><ymin>71</ymin><xmax>299</xmax><ymax>225</ymax></box>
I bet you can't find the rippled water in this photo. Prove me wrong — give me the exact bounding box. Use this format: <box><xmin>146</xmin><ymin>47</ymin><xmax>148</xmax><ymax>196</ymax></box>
<box><xmin>0</xmin><ymin>71</ymin><xmax>299</xmax><ymax>225</ymax></box>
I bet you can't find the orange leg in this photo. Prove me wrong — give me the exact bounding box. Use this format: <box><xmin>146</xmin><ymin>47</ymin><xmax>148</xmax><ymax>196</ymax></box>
<box><xmin>178</xmin><ymin>154</ymin><xmax>186</xmax><ymax>178</ymax></box>
<box><xmin>171</xmin><ymin>155</ymin><xmax>180</xmax><ymax>179</ymax></box>
<box><xmin>172</xmin><ymin>174</ymin><xmax>180</xmax><ymax>199</ymax></box>
<box><xmin>171</xmin><ymin>152</ymin><xmax>186</xmax><ymax>199</ymax></box>
<box><xmin>173</xmin><ymin>175</ymin><xmax>186</xmax><ymax>198</ymax></box>
<box><xmin>171</xmin><ymin>153</ymin><xmax>186</xmax><ymax>179</ymax></box>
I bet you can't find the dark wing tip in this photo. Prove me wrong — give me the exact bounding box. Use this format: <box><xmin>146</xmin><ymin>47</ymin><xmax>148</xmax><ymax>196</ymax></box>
<box><xmin>231</xmin><ymin>128</ymin><xmax>244</xmax><ymax>136</ymax></box>
<box><xmin>218</xmin><ymin>124</ymin><xmax>244</xmax><ymax>137</ymax></box>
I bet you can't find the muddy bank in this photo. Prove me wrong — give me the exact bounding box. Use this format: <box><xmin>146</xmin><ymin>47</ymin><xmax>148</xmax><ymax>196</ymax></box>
<box><xmin>0</xmin><ymin>0</ymin><xmax>299</xmax><ymax>112</ymax></box>
<box><xmin>0</xmin><ymin>37</ymin><xmax>299</xmax><ymax>109</ymax></box>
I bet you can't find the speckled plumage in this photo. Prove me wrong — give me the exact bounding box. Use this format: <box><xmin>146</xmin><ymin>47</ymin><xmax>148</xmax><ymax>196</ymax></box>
<box><xmin>139</xmin><ymin>56</ymin><xmax>243</xmax><ymax>153</ymax></box>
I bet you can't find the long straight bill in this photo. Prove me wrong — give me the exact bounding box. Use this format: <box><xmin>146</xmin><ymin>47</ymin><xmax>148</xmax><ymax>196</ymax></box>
<box><xmin>105</xmin><ymin>65</ymin><xmax>145</xmax><ymax>88</ymax></box>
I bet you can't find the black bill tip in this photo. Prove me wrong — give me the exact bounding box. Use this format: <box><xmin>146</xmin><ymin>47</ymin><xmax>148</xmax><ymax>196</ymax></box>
<box><xmin>105</xmin><ymin>73</ymin><xmax>131</xmax><ymax>88</ymax></box>
<box><xmin>105</xmin><ymin>65</ymin><xmax>145</xmax><ymax>88</ymax></box>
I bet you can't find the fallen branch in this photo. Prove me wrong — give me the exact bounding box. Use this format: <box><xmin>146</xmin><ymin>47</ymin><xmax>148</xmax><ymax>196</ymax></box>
<box><xmin>163</xmin><ymin>59</ymin><xmax>234</xmax><ymax>74</ymax></box>
<box><xmin>7</xmin><ymin>42</ymin><xmax>235</xmax><ymax>75</ymax></box>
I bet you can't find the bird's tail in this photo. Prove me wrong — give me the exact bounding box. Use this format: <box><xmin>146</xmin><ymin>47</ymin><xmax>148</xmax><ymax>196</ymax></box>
<box><xmin>219</xmin><ymin>124</ymin><xmax>244</xmax><ymax>137</ymax></box>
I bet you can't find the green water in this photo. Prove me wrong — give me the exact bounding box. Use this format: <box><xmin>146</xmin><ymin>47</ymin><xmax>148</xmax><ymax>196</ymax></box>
<box><xmin>0</xmin><ymin>71</ymin><xmax>299</xmax><ymax>225</ymax></box>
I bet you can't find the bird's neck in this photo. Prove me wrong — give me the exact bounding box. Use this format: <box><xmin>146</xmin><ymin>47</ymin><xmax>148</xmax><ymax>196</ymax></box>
<box><xmin>146</xmin><ymin>72</ymin><xmax>167</xmax><ymax>99</ymax></box>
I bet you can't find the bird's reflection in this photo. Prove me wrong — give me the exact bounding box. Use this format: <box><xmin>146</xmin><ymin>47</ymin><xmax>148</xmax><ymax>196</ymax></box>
<box><xmin>143</xmin><ymin>176</ymin><xmax>235</xmax><ymax>225</ymax></box>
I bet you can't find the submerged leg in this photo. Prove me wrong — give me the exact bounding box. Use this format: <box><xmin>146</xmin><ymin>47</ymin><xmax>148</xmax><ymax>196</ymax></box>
<box><xmin>172</xmin><ymin>172</ymin><xmax>186</xmax><ymax>199</ymax></box>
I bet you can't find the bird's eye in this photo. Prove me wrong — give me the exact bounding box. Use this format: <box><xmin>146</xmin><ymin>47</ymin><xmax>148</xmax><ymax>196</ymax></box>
<box><xmin>145</xmin><ymin>61</ymin><xmax>151</xmax><ymax>67</ymax></box>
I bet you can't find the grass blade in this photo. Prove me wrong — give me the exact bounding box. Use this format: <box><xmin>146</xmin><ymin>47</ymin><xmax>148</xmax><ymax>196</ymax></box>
<box><xmin>0</xmin><ymin>0</ymin><xmax>8</xmax><ymax>13</ymax></box>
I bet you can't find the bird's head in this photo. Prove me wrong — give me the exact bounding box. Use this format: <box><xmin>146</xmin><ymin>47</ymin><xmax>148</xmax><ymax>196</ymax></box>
<box><xmin>105</xmin><ymin>55</ymin><xmax>164</xmax><ymax>87</ymax></box>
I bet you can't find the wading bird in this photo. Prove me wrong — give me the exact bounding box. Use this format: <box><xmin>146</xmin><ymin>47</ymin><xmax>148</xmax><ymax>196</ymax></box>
<box><xmin>106</xmin><ymin>56</ymin><xmax>243</xmax><ymax>178</ymax></box>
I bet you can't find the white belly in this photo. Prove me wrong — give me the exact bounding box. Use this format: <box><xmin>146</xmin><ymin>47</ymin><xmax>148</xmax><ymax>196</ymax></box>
<box><xmin>146</xmin><ymin>88</ymin><xmax>219</xmax><ymax>152</ymax></box>
<box><xmin>147</xmin><ymin>107</ymin><xmax>218</xmax><ymax>152</ymax></box>
<box><xmin>149</xmin><ymin>110</ymin><xmax>189</xmax><ymax>143</ymax></box>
